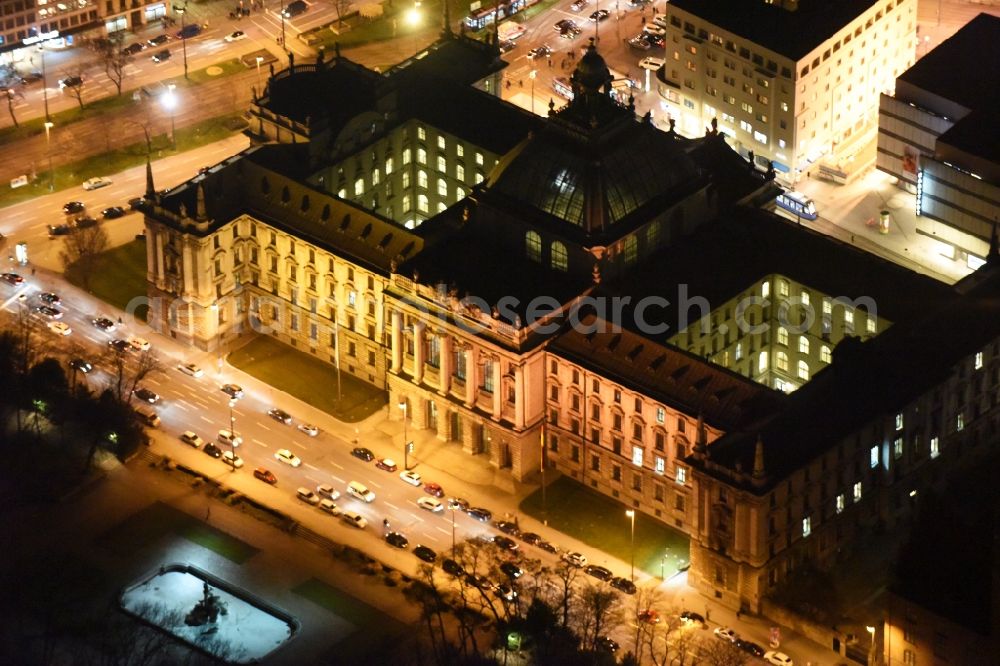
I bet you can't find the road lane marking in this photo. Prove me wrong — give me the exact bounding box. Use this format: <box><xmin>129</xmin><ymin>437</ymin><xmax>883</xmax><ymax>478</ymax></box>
<box><xmin>385</xmin><ymin>502</ymin><xmax>399</xmax><ymax>510</ymax></box>
<box><xmin>258</xmin><ymin>424</ymin><xmax>271</xmax><ymax>431</ymax></box>
<box><xmin>331</xmin><ymin>462</ymin><xmax>344</xmax><ymax>470</ymax></box>
<box><xmin>435</xmin><ymin>527</ymin><xmax>451</xmax><ymax>536</ymax></box>
<box><xmin>291</xmin><ymin>441</ymin><xmax>306</xmax><ymax>450</ymax></box>
<box><xmin>304</xmin><ymin>463</ymin><xmax>320</xmax><ymax>471</ymax></box>
<box><xmin>173</xmin><ymin>403</ymin><xmax>188</xmax><ymax>412</ymax></box>
<box><xmin>306</xmin><ymin>475</ymin><xmax>322</xmax><ymax>484</ymax></box>
<box><xmin>368</xmin><ymin>480</ymin><xmax>382</xmax><ymax>489</ymax></box>
<box><xmin>252</xmin><ymin>438</ymin><xmax>267</xmax><ymax>447</ymax></box>
<box><xmin>200</xmin><ymin>416</ymin><xmax>213</xmax><ymax>424</ymax></box>
<box><xmin>331</xmin><ymin>475</ymin><xmax>345</xmax><ymax>484</ymax></box>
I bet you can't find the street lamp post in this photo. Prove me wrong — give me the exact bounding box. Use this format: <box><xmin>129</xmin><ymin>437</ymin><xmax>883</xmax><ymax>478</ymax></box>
<box><xmin>162</xmin><ymin>84</ymin><xmax>177</xmax><ymax>149</ymax></box>
<box><xmin>529</xmin><ymin>69</ymin><xmax>536</xmax><ymax>116</ymax></box>
<box><xmin>279</xmin><ymin>0</ymin><xmax>287</xmax><ymax>50</ymax></box>
<box><xmin>450</xmin><ymin>504</ymin><xmax>457</xmax><ymax>555</ymax></box>
<box><xmin>626</xmin><ymin>509</ymin><xmax>636</xmax><ymax>581</ymax></box>
<box><xmin>44</xmin><ymin>121</ymin><xmax>54</xmax><ymax>191</ymax></box>
<box><xmin>173</xmin><ymin>2</ymin><xmax>190</xmax><ymax>79</ymax></box>
<box><xmin>255</xmin><ymin>55</ymin><xmax>264</xmax><ymax>94</ymax></box>
<box><xmin>228</xmin><ymin>398</ymin><xmax>238</xmax><ymax>469</ymax></box>
<box><xmin>399</xmin><ymin>400</ymin><xmax>410</xmax><ymax>469</ymax></box>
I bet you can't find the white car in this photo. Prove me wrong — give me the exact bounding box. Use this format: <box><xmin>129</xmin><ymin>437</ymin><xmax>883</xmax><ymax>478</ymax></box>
<box><xmin>417</xmin><ymin>496</ymin><xmax>444</xmax><ymax>513</ymax></box>
<box><xmin>297</xmin><ymin>423</ymin><xmax>319</xmax><ymax>437</ymax></box>
<box><xmin>224</xmin><ymin>30</ymin><xmax>246</xmax><ymax>42</ymax></box>
<box><xmin>714</xmin><ymin>627</ymin><xmax>738</xmax><ymax>643</ymax></box>
<box><xmin>764</xmin><ymin>651</ymin><xmax>794</xmax><ymax>666</ymax></box>
<box><xmin>275</xmin><ymin>448</ymin><xmax>301</xmax><ymax>467</ymax></box>
<box><xmin>562</xmin><ymin>551</ymin><xmax>588</xmax><ymax>567</ymax></box>
<box><xmin>177</xmin><ymin>362</ymin><xmax>203</xmax><ymax>377</ymax></box>
<box><xmin>638</xmin><ymin>56</ymin><xmax>665</xmax><ymax>71</ymax></box>
<box><xmin>217</xmin><ymin>429</ymin><xmax>242</xmax><ymax>447</ymax></box>
<box><xmin>319</xmin><ymin>498</ymin><xmax>341</xmax><ymax>515</ymax></box>
<box><xmin>400</xmin><ymin>470</ymin><xmax>422</xmax><ymax>486</ymax></box>
<box><xmin>127</xmin><ymin>335</ymin><xmax>150</xmax><ymax>351</ymax></box>
<box><xmin>642</xmin><ymin>23</ymin><xmax>666</xmax><ymax>37</ymax></box>
<box><xmin>222</xmin><ymin>450</ymin><xmax>244</xmax><ymax>468</ymax></box>
<box><xmin>179</xmin><ymin>431</ymin><xmax>203</xmax><ymax>448</ymax></box>
<box><xmin>82</xmin><ymin>176</ymin><xmax>112</xmax><ymax>190</ymax></box>
<box><xmin>317</xmin><ymin>484</ymin><xmax>341</xmax><ymax>501</ymax></box>
<box><xmin>47</xmin><ymin>321</ymin><xmax>71</xmax><ymax>336</ymax></box>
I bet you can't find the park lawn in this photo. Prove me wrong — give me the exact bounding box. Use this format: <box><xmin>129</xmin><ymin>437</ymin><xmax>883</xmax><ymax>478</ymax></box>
<box><xmin>65</xmin><ymin>238</ymin><xmax>149</xmax><ymax>320</ymax></box>
<box><xmin>227</xmin><ymin>336</ymin><xmax>387</xmax><ymax>423</ymax></box>
<box><xmin>520</xmin><ymin>476</ymin><xmax>690</xmax><ymax>578</ymax></box>
<box><xmin>97</xmin><ymin>501</ymin><xmax>259</xmax><ymax>564</ymax></box>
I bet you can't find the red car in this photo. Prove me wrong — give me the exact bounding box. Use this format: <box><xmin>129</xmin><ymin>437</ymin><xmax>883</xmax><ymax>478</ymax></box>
<box><xmin>253</xmin><ymin>467</ymin><xmax>277</xmax><ymax>484</ymax></box>
<box><xmin>423</xmin><ymin>482</ymin><xmax>444</xmax><ymax>497</ymax></box>
<box><xmin>375</xmin><ymin>457</ymin><xmax>398</xmax><ymax>472</ymax></box>
<box><xmin>638</xmin><ymin>609</ymin><xmax>661</xmax><ymax>625</ymax></box>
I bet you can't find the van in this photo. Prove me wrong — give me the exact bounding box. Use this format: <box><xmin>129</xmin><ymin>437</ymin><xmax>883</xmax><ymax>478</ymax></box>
<box><xmin>281</xmin><ymin>0</ymin><xmax>307</xmax><ymax>18</ymax></box>
<box><xmin>341</xmin><ymin>510</ymin><xmax>368</xmax><ymax>529</ymax></box>
<box><xmin>347</xmin><ymin>481</ymin><xmax>375</xmax><ymax>502</ymax></box>
<box><xmin>135</xmin><ymin>407</ymin><xmax>160</xmax><ymax>428</ymax></box>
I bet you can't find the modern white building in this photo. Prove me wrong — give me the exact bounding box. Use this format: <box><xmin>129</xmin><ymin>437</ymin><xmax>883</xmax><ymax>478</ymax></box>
<box><xmin>877</xmin><ymin>13</ymin><xmax>1000</xmax><ymax>269</ymax></box>
<box><xmin>659</xmin><ymin>0</ymin><xmax>915</xmax><ymax>183</ymax></box>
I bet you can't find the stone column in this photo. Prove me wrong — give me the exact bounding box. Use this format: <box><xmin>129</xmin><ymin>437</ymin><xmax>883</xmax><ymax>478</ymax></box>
<box><xmin>439</xmin><ymin>333</ymin><xmax>452</xmax><ymax>396</ymax></box>
<box><xmin>492</xmin><ymin>356</ymin><xmax>502</xmax><ymax>420</ymax></box>
<box><xmin>390</xmin><ymin>310</ymin><xmax>403</xmax><ymax>373</ymax></box>
<box><xmin>412</xmin><ymin>322</ymin><xmax>425</xmax><ymax>385</ymax></box>
<box><xmin>465</xmin><ymin>346</ymin><xmax>476</xmax><ymax>408</ymax></box>
<box><xmin>514</xmin><ymin>363</ymin><xmax>525</xmax><ymax>428</ymax></box>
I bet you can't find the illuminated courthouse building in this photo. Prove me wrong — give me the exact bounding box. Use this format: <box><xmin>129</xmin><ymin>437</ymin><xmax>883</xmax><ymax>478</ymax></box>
<box><xmin>659</xmin><ymin>0</ymin><xmax>915</xmax><ymax>182</ymax></box>
<box><xmin>142</xmin><ymin>27</ymin><xmax>1000</xmax><ymax>618</ymax></box>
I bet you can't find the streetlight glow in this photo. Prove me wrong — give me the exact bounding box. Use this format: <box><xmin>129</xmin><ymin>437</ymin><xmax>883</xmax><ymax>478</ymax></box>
<box><xmin>626</xmin><ymin>509</ymin><xmax>636</xmax><ymax>581</ymax></box>
<box><xmin>406</xmin><ymin>2</ymin><xmax>421</xmax><ymax>26</ymax></box>
<box><xmin>162</xmin><ymin>85</ymin><xmax>178</xmax><ymax>150</ymax></box>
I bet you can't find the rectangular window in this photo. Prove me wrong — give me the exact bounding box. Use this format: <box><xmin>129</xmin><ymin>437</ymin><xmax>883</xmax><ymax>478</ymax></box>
<box><xmin>853</xmin><ymin>481</ymin><xmax>863</xmax><ymax>503</ymax></box>
<box><xmin>802</xmin><ymin>517</ymin><xmax>811</xmax><ymax>537</ymax></box>
<box><xmin>631</xmin><ymin>446</ymin><xmax>643</xmax><ymax>467</ymax></box>
<box><xmin>975</xmin><ymin>351</ymin><xmax>984</xmax><ymax>369</ymax></box>
<box><xmin>930</xmin><ymin>436</ymin><xmax>940</xmax><ymax>459</ymax></box>
<box><xmin>655</xmin><ymin>456</ymin><xmax>665</xmax><ymax>474</ymax></box>
<box><xmin>675</xmin><ymin>466</ymin><xmax>687</xmax><ymax>484</ymax></box>
<box><xmin>835</xmin><ymin>494</ymin><xmax>845</xmax><ymax>514</ymax></box>
<box><xmin>870</xmin><ymin>446</ymin><xmax>879</xmax><ymax>468</ymax></box>
<box><xmin>656</xmin><ymin>407</ymin><xmax>665</xmax><ymax>424</ymax></box>
<box><xmin>895</xmin><ymin>413</ymin><xmax>904</xmax><ymax>430</ymax></box>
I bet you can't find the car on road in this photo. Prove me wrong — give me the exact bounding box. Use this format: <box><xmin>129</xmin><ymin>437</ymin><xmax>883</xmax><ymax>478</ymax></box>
<box><xmin>63</xmin><ymin>201</ymin><xmax>85</xmax><ymax>215</ymax></box>
<box><xmin>47</xmin><ymin>321</ymin><xmax>71</xmax><ymax>336</ymax></box>
<box><xmin>281</xmin><ymin>0</ymin><xmax>307</xmax><ymax>17</ymax></box>
<box><xmin>639</xmin><ymin>56</ymin><xmax>665</xmax><ymax>71</ymax></box>
<box><xmin>297</xmin><ymin>423</ymin><xmax>319</xmax><ymax>437</ymax></box>
<box><xmin>610</xmin><ymin>577</ymin><xmax>636</xmax><ymax>594</ymax></box>
<box><xmin>562</xmin><ymin>552</ymin><xmax>587</xmax><ymax>567</ymax></box>
<box><xmin>296</xmin><ymin>487</ymin><xmax>320</xmax><ymax>505</ymax></box>
<box><xmin>93</xmin><ymin>317</ymin><xmax>116</xmax><ymax>332</ymax></box>
<box><xmin>340</xmin><ymin>510</ymin><xmax>368</xmax><ymax>529</ymax></box>
<box><xmin>1</xmin><ymin>273</ymin><xmax>23</xmax><ymax>285</ymax></box>
<box><xmin>222</xmin><ymin>451</ymin><xmax>244</xmax><ymax>468</ymax></box>
<box><xmin>467</xmin><ymin>507</ymin><xmax>492</xmax><ymax>522</ymax></box>
<box><xmin>317</xmin><ymin>484</ymin><xmax>341</xmax><ymax>501</ymax></box>
<box><xmin>58</xmin><ymin>75</ymin><xmax>83</xmax><ymax>89</ymax></box>
<box><xmin>498</xmin><ymin>39</ymin><xmax>516</xmax><ymax>54</ymax></box>
<box><xmin>347</xmin><ymin>481</ymin><xmax>375</xmax><ymax>502</ymax></box>
<box><xmin>351</xmin><ymin>447</ymin><xmax>374</xmax><ymax>461</ymax></box>
<box><xmin>133</xmin><ymin>388</ymin><xmax>160</xmax><ymax>404</ymax></box>
<box><xmin>274</xmin><ymin>448</ymin><xmax>301</xmax><ymax>467</ymax></box>
<box><xmin>375</xmin><ymin>458</ymin><xmax>398</xmax><ymax>472</ymax></box>
<box><xmin>225</xmin><ymin>30</ymin><xmax>246</xmax><ymax>42</ymax></box>
<box><xmin>554</xmin><ymin>18</ymin><xmax>576</xmax><ymax>31</ymax></box>
<box><xmin>442</xmin><ymin>558</ymin><xmax>464</xmax><ymax>576</ymax></box>
<box><xmin>48</xmin><ymin>224</ymin><xmax>71</xmax><ymax>236</ymax></box>
<box><xmin>560</xmin><ymin>25</ymin><xmax>582</xmax><ymax>39</ymax></box>
<box><xmin>596</xmin><ymin>636</ymin><xmax>619</xmax><ymax>654</ymax></box>
<box><xmin>448</xmin><ymin>497</ymin><xmax>470</xmax><ymax>512</ymax></box>
<box><xmin>527</xmin><ymin>45</ymin><xmax>552</xmax><ymax>60</ymax></box>
<box><xmin>679</xmin><ymin>610</ymin><xmax>706</xmax><ymax>625</ymax></box>
<box><xmin>177</xmin><ymin>362</ymin><xmax>203</xmax><ymax>377</ymax></box>
<box><xmin>203</xmin><ymin>442</ymin><xmax>222</xmax><ymax>458</ymax></box>
<box><xmin>628</xmin><ymin>34</ymin><xmax>652</xmax><ymax>50</ymax></box>
<box><xmin>82</xmin><ymin>176</ymin><xmax>112</xmax><ymax>191</ymax></box>
<box><xmin>736</xmin><ymin>639</ymin><xmax>765</xmax><ymax>658</ymax></box>
<box><xmin>414</xmin><ymin>545</ymin><xmax>436</xmax><ymax>563</ymax></box>
<box><xmin>494</xmin><ymin>520</ymin><xmax>520</xmax><ymax>537</ymax></box>
<box><xmin>128</xmin><ymin>196</ymin><xmax>146</xmax><ymax>210</ymax></box>
<box><xmin>253</xmin><ymin>467</ymin><xmax>277</xmax><ymax>484</ymax></box>
<box><xmin>763</xmin><ymin>651</ymin><xmax>794</xmax><ymax>666</ymax></box>
<box><xmin>492</xmin><ymin>536</ymin><xmax>519</xmax><ymax>552</ymax></box>
<box><xmin>638</xmin><ymin>609</ymin><xmax>661</xmax><ymax>625</ymax></box>
<box><xmin>267</xmin><ymin>408</ymin><xmax>292</xmax><ymax>424</ymax></box>
<box><xmin>417</xmin><ymin>496</ymin><xmax>443</xmax><ymax>512</ymax></box>
<box><xmin>127</xmin><ymin>335</ymin><xmax>150</xmax><ymax>351</ymax></box>
<box><xmin>109</xmin><ymin>339</ymin><xmax>131</xmax><ymax>353</ymax></box>
<box><xmin>386</xmin><ymin>531</ymin><xmax>409</xmax><ymax>549</ymax></box>
<box><xmin>69</xmin><ymin>358</ymin><xmax>92</xmax><ymax>373</ymax></box>
<box><xmin>423</xmin><ymin>482</ymin><xmax>444</xmax><ymax>497</ymax></box>
<box><xmin>584</xmin><ymin>565</ymin><xmax>613</xmax><ymax>581</ymax></box>
<box><xmin>318</xmin><ymin>499</ymin><xmax>340</xmax><ymax>515</ymax></box>
<box><xmin>221</xmin><ymin>383</ymin><xmax>244</xmax><ymax>399</ymax></box>
<box><xmin>399</xmin><ymin>470</ymin><xmax>422</xmax><ymax>486</ymax></box>
<box><xmin>38</xmin><ymin>292</ymin><xmax>60</xmax><ymax>305</ymax></box>
<box><xmin>100</xmin><ymin>206</ymin><xmax>127</xmax><ymax>222</ymax></box>
<box><xmin>217</xmin><ymin>429</ymin><xmax>242</xmax><ymax>447</ymax></box>
<box><xmin>147</xmin><ymin>34</ymin><xmax>169</xmax><ymax>47</ymax></box>
<box><xmin>589</xmin><ymin>9</ymin><xmax>609</xmax><ymax>21</ymax></box>
<box><xmin>152</xmin><ymin>49</ymin><xmax>171</xmax><ymax>63</ymax></box>
<box><xmin>34</xmin><ymin>305</ymin><xmax>62</xmax><ymax>319</ymax></box>
<box><xmin>569</xmin><ymin>0</ymin><xmax>588</xmax><ymax>10</ymax></box>
<box><xmin>499</xmin><ymin>562</ymin><xmax>523</xmax><ymax>579</ymax></box>
<box><xmin>714</xmin><ymin>627</ymin><xmax>738</xmax><ymax>643</ymax></box>
<box><xmin>180</xmin><ymin>431</ymin><xmax>203</xmax><ymax>448</ymax></box>
<box><xmin>121</xmin><ymin>42</ymin><xmax>145</xmax><ymax>56</ymax></box>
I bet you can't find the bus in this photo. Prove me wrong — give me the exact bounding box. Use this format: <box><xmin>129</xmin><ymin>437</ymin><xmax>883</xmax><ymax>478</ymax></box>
<box><xmin>552</xmin><ymin>77</ymin><xmax>573</xmax><ymax>100</ymax></box>
<box><xmin>464</xmin><ymin>0</ymin><xmax>541</xmax><ymax>30</ymax></box>
<box><xmin>775</xmin><ymin>190</ymin><xmax>818</xmax><ymax>220</ymax></box>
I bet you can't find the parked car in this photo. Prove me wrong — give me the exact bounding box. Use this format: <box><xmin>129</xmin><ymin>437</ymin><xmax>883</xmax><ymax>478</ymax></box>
<box><xmin>1</xmin><ymin>273</ymin><xmax>23</xmax><ymax>285</ymax></box>
<box><xmin>297</xmin><ymin>423</ymin><xmax>319</xmax><ymax>437</ymax></box>
<box><xmin>492</xmin><ymin>536</ymin><xmax>518</xmax><ymax>552</ymax></box>
<box><xmin>584</xmin><ymin>565</ymin><xmax>613</xmax><ymax>581</ymax></box>
<box><xmin>121</xmin><ymin>42</ymin><xmax>145</xmax><ymax>55</ymax></box>
<box><xmin>179</xmin><ymin>431</ymin><xmax>203</xmax><ymax>448</ymax></box>
<box><xmin>69</xmin><ymin>358</ymin><xmax>92</xmax><ymax>373</ymax></box>
<box><xmin>569</xmin><ymin>0</ymin><xmax>589</xmax><ymax>10</ymax></box>
<box><xmin>203</xmin><ymin>442</ymin><xmax>222</xmax><ymax>458</ymax></box>
<box><xmin>74</xmin><ymin>216</ymin><xmax>98</xmax><ymax>229</ymax></box>
<box><xmin>562</xmin><ymin>552</ymin><xmax>587</xmax><ymax>567</ymax></box>
<box><xmin>38</xmin><ymin>292</ymin><xmax>60</xmax><ymax>305</ymax></box>
<box><xmin>596</xmin><ymin>637</ymin><xmax>619</xmax><ymax>653</ymax></box>
<box><xmin>414</xmin><ymin>545</ymin><xmax>437</xmax><ymax>563</ymax></box>
<box><xmin>63</xmin><ymin>201</ymin><xmax>85</xmax><ymax>215</ymax></box>
<box><xmin>495</xmin><ymin>583</ymin><xmax>518</xmax><ymax>602</ymax></box>
<box><xmin>177</xmin><ymin>362</ymin><xmax>203</xmax><ymax>377</ymax></box>
<box><xmin>467</xmin><ymin>507</ymin><xmax>492</xmax><ymax>522</ymax></box>
<box><xmin>375</xmin><ymin>458</ymin><xmax>398</xmax><ymax>472</ymax></box>
<box><xmin>736</xmin><ymin>639</ymin><xmax>765</xmax><ymax>658</ymax></box>
<box><xmin>537</xmin><ymin>540</ymin><xmax>559</xmax><ymax>555</ymax></box>
<box><xmin>442</xmin><ymin>559</ymin><xmax>464</xmax><ymax>576</ymax></box>
<box><xmin>47</xmin><ymin>322</ymin><xmax>71</xmax><ymax>336</ymax></box>
<box><xmin>423</xmin><ymin>482</ymin><xmax>444</xmax><ymax>497</ymax></box>
<box><xmin>499</xmin><ymin>562</ymin><xmax>523</xmax><ymax>579</ymax></box>
<box><xmin>386</xmin><ymin>531</ymin><xmax>409</xmax><ymax>549</ymax></box>
<box><xmin>317</xmin><ymin>484</ymin><xmax>340</xmax><ymax>501</ymax></box>
<box><xmin>127</xmin><ymin>335</ymin><xmax>150</xmax><ymax>351</ymax></box>
<box><xmin>318</xmin><ymin>499</ymin><xmax>340</xmax><ymax>515</ymax></box>
<box><xmin>222</xmin><ymin>451</ymin><xmax>244</xmax><ymax>468</ymax></box>
<box><xmin>268</xmin><ymin>408</ymin><xmax>292</xmax><ymax>424</ymax></box>
<box><xmin>151</xmin><ymin>49</ymin><xmax>171</xmax><ymax>63</ymax></box>
<box><xmin>714</xmin><ymin>627</ymin><xmax>738</xmax><ymax>643</ymax></box>
<box><xmin>58</xmin><ymin>75</ymin><xmax>83</xmax><ymax>89</ymax></box>
<box><xmin>638</xmin><ymin>609</ymin><xmax>661</xmax><ymax>625</ymax></box>
<box><xmin>351</xmin><ymin>447</ymin><xmax>374</xmax><ymax>461</ymax></box>
<box><xmin>82</xmin><ymin>176</ymin><xmax>112</xmax><ymax>190</ymax></box>
<box><xmin>147</xmin><ymin>34</ymin><xmax>169</xmax><ymax>47</ymax></box>
<box><xmin>274</xmin><ymin>448</ymin><xmax>301</xmax><ymax>467</ymax></box>
<box><xmin>448</xmin><ymin>497</ymin><xmax>470</xmax><ymax>512</ymax></box>
<box><xmin>494</xmin><ymin>520</ymin><xmax>520</xmax><ymax>537</ymax></box>
<box><xmin>639</xmin><ymin>56</ymin><xmax>665</xmax><ymax>71</ymax></box>
<box><xmin>763</xmin><ymin>651</ymin><xmax>794</xmax><ymax>666</ymax></box>
<box><xmin>399</xmin><ymin>470</ymin><xmax>422</xmax><ymax>486</ymax></box>
<box><xmin>520</xmin><ymin>532</ymin><xmax>542</xmax><ymax>546</ymax></box>
<box><xmin>610</xmin><ymin>577</ymin><xmax>637</xmax><ymax>594</ymax></box>
<box><xmin>417</xmin><ymin>496</ymin><xmax>444</xmax><ymax>512</ymax></box>
<box><xmin>679</xmin><ymin>610</ymin><xmax>705</xmax><ymax>625</ymax></box>
<box><xmin>48</xmin><ymin>224</ymin><xmax>71</xmax><ymax>236</ymax></box>
<box><xmin>296</xmin><ymin>487</ymin><xmax>320</xmax><ymax>505</ymax></box>
<box><xmin>101</xmin><ymin>206</ymin><xmax>126</xmax><ymax>219</ymax></box>
<box><xmin>589</xmin><ymin>9</ymin><xmax>610</xmax><ymax>21</ymax></box>
<box><xmin>253</xmin><ymin>467</ymin><xmax>277</xmax><ymax>484</ymax></box>
<box><xmin>341</xmin><ymin>510</ymin><xmax>368</xmax><ymax>529</ymax></box>
<box><xmin>133</xmin><ymin>388</ymin><xmax>160</xmax><ymax>404</ymax></box>
<box><xmin>221</xmin><ymin>383</ymin><xmax>244</xmax><ymax>399</ymax></box>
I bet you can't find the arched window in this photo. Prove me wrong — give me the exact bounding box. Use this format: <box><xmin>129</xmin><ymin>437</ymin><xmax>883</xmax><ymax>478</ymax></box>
<box><xmin>798</xmin><ymin>337</ymin><xmax>809</xmax><ymax>354</ymax></box>
<box><xmin>820</xmin><ymin>345</ymin><xmax>832</xmax><ymax>363</ymax></box>
<box><xmin>417</xmin><ymin>170</ymin><xmax>428</xmax><ymax>189</ymax></box>
<box><xmin>776</xmin><ymin>351</ymin><xmax>789</xmax><ymax>372</ymax></box>
<box><xmin>354</xmin><ymin>178</ymin><xmax>364</xmax><ymax>196</ymax></box>
<box><xmin>551</xmin><ymin>241</ymin><xmax>568</xmax><ymax>272</ymax></box>
<box><xmin>777</xmin><ymin>326</ymin><xmax>789</xmax><ymax>346</ymax></box>
<box><xmin>417</xmin><ymin>194</ymin><xmax>429</xmax><ymax>213</ymax></box>
<box><xmin>300</xmin><ymin>195</ymin><xmax>310</xmax><ymax>212</ymax></box>
<box><xmin>797</xmin><ymin>360</ymin><xmax>809</xmax><ymax>380</ymax></box>
<box><xmin>280</xmin><ymin>185</ymin><xmax>290</xmax><ymax>203</ymax></box>
<box><xmin>624</xmin><ymin>236</ymin><xmax>637</xmax><ymax>266</ymax></box>
<box><xmin>525</xmin><ymin>231</ymin><xmax>542</xmax><ymax>262</ymax></box>
<box><xmin>757</xmin><ymin>351</ymin><xmax>768</xmax><ymax>374</ymax></box>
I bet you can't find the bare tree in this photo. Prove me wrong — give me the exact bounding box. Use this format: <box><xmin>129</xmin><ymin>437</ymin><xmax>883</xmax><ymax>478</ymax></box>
<box><xmin>332</xmin><ymin>0</ymin><xmax>351</xmax><ymax>27</ymax></box>
<box><xmin>702</xmin><ymin>636</ymin><xmax>748</xmax><ymax>666</ymax></box>
<box><xmin>106</xmin><ymin>347</ymin><xmax>164</xmax><ymax>404</ymax></box>
<box><xmin>59</xmin><ymin>67</ymin><xmax>88</xmax><ymax>110</ymax></box>
<box><xmin>97</xmin><ymin>37</ymin><xmax>133</xmax><ymax>96</ymax></box>
<box><xmin>6</xmin><ymin>88</ymin><xmax>24</xmax><ymax>127</ymax></box>
<box><xmin>551</xmin><ymin>563</ymin><xmax>581</xmax><ymax>629</ymax></box>
<box><xmin>59</xmin><ymin>220</ymin><xmax>110</xmax><ymax>290</ymax></box>
<box><xmin>574</xmin><ymin>583</ymin><xmax>623</xmax><ymax>653</ymax></box>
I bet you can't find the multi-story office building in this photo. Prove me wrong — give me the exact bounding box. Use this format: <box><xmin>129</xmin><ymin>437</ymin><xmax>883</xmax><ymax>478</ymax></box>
<box><xmin>877</xmin><ymin>13</ymin><xmax>1000</xmax><ymax>270</ymax></box>
<box><xmin>659</xmin><ymin>0</ymin><xmax>915</xmax><ymax>183</ymax></box>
